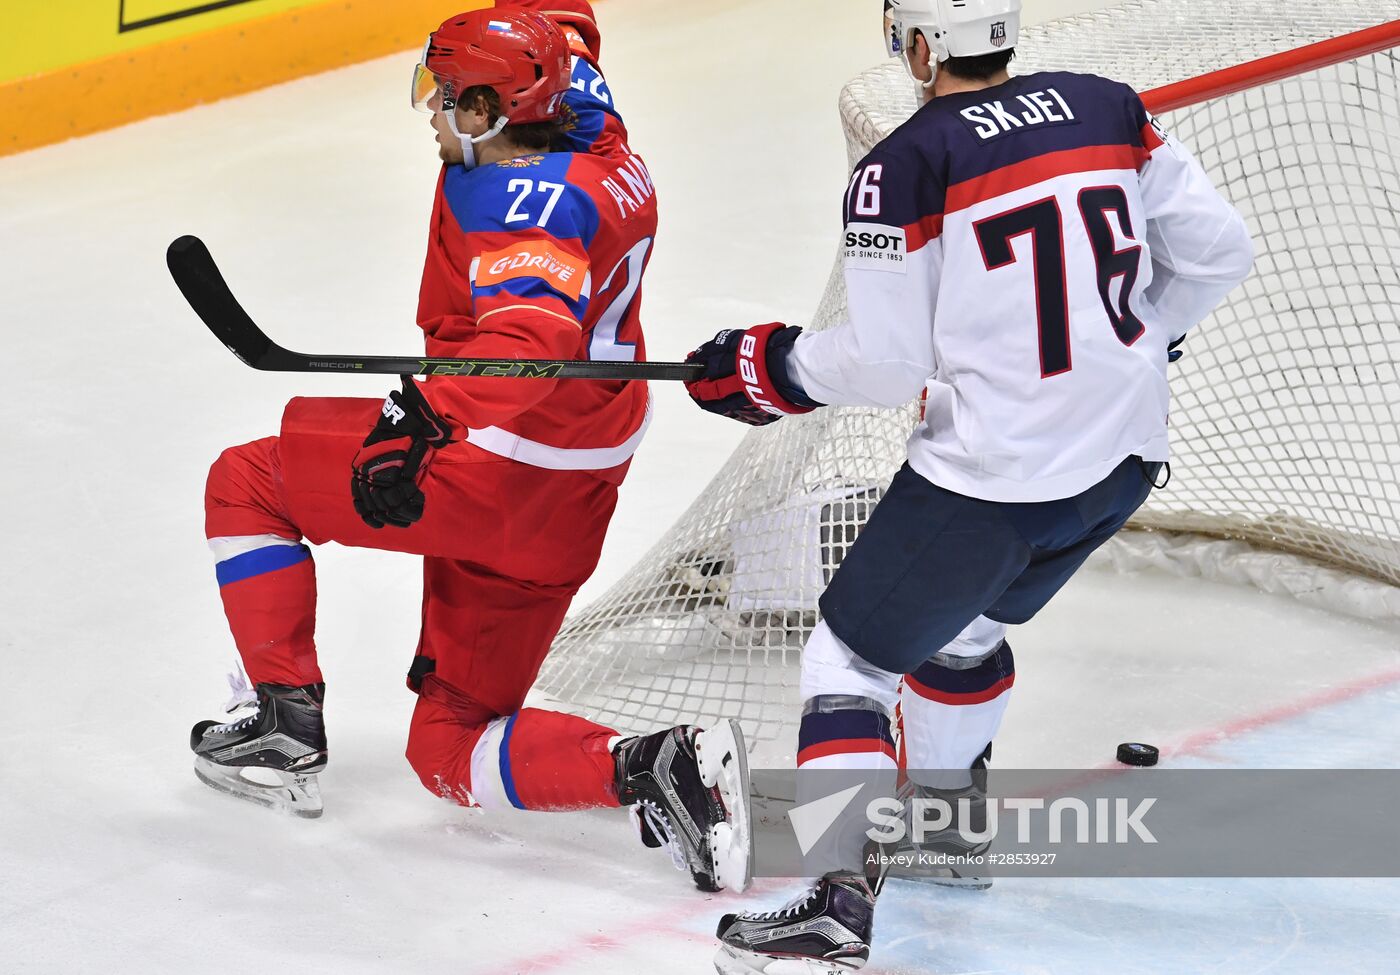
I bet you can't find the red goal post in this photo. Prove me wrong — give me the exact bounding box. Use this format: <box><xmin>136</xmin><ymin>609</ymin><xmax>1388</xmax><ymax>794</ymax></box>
<box><xmin>1143</xmin><ymin>20</ymin><xmax>1400</xmax><ymax>113</ymax></box>
<box><xmin>535</xmin><ymin>4</ymin><xmax>1400</xmax><ymax>751</ymax></box>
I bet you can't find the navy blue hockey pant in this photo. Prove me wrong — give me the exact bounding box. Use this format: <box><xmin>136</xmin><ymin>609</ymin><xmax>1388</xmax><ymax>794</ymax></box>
<box><xmin>819</xmin><ymin>455</ymin><xmax>1160</xmax><ymax>675</ymax></box>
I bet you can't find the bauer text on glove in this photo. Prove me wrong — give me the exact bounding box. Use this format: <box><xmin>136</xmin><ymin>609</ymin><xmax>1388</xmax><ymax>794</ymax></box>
<box><xmin>683</xmin><ymin>323</ymin><xmax>824</xmax><ymax>426</ymax></box>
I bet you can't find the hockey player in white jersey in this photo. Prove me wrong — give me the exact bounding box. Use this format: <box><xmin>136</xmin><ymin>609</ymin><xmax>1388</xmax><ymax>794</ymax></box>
<box><xmin>684</xmin><ymin>1</ymin><xmax>1254</xmax><ymax>970</ymax></box>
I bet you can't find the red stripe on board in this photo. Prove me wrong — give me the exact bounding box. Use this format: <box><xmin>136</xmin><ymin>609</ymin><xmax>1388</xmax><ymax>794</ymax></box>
<box><xmin>945</xmin><ymin>144</ymin><xmax>1148</xmax><ymax>214</ymax></box>
<box><xmin>797</xmin><ymin>738</ymin><xmax>897</xmax><ymax>767</ymax></box>
<box><xmin>905</xmin><ymin>673</ymin><xmax>1016</xmax><ymax>706</ymax></box>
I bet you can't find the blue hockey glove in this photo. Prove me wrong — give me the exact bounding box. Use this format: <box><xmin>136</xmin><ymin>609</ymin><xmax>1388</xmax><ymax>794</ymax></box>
<box><xmin>684</xmin><ymin>323</ymin><xmax>824</xmax><ymax>426</ymax></box>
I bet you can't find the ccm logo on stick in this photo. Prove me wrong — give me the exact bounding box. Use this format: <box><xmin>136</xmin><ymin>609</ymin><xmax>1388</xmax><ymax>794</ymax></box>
<box><xmin>419</xmin><ymin>360</ymin><xmax>565</xmax><ymax>378</ymax></box>
<box><xmin>738</xmin><ymin>334</ymin><xmax>784</xmax><ymax>416</ymax></box>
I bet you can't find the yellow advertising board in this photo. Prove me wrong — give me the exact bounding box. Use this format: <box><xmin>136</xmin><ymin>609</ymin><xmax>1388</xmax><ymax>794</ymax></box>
<box><xmin>1</xmin><ymin>1</ymin><xmax>329</xmax><ymax>84</ymax></box>
<box><xmin>0</xmin><ymin>0</ymin><xmax>489</xmax><ymax>157</ymax></box>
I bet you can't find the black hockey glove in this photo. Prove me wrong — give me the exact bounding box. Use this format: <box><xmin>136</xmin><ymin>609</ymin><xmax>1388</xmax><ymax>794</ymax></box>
<box><xmin>351</xmin><ymin>378</ymin><xmax>455</xmax><ymax>529</ymax></box>
<box><xmin>684</xmin><ymin>322</ymin><xmax>824</xmax><ymax>426</ymax></box>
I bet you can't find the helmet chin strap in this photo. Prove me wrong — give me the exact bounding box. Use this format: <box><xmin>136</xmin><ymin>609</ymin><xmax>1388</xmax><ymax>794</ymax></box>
<box><xmin>902</xmin><ymin>58</ymin><xmax>938</xmax><ymax>102</ymax></box>
<box><xmin>446</xmin><ymin>112</ymin><xmax>511</xmax><ymax>169</ymax></box>
<box><xmin>918</xmin><ymin>67</ymin><xmax>938</xmax><ymax>101</ymax></box>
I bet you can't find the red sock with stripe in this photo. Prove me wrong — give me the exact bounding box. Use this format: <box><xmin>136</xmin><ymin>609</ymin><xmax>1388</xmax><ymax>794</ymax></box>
<box><xmin>212</xmin><ymin>538</ymin><xmax>321</xmax><ymax>687</ymax></box>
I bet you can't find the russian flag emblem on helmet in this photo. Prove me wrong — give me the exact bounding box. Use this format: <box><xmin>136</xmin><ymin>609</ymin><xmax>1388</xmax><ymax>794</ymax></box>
<box><xmin>411</xmin><ymin>8</ymin><xmax>572</xmax><ymax>125</ymax></box>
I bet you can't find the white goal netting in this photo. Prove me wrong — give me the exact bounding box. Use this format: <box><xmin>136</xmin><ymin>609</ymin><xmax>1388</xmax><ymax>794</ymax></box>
<box><xmin>537</xmin><ymin>0</ymin><xmax>1400</xmax><ymax>751</ymax></box>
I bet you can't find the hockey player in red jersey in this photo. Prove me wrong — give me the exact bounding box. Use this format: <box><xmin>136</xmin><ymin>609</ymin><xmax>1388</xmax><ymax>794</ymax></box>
<box><xmin>189</xmin><ymin>6</ymin><xmax>751</xmax><ymax>894</ymax></box>
<box><xmin>687</xmin><ymin>0</ymin><xmax>1253</xmax><ymax>968</ymax></box>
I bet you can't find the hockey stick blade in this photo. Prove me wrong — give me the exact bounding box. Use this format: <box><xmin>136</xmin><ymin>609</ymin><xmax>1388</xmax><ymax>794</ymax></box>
<box><xmin>168</xmin><ymin>234</ymin><xmax>287</xmax><ymax>370</ymax></box>
<box><xmin>166</xmin><ymin>235</ymin><xmax>704</xmax><ymax>382</ymax></box>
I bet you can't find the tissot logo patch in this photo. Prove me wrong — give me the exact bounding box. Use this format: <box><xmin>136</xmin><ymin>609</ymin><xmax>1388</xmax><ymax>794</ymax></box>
<box><xmin>843</xmin><ymin>222</ymin><xmax>907</xmax><ymax>274</ymax></box>
<box><xmin>477</xmin><ymin>240</ymin><xmax>589</xmax><ymax>300</ymax></box>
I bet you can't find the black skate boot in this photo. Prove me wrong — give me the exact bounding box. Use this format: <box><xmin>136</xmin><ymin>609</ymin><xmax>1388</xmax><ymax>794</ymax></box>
<box><xmin>714</xmin><ymin>873</ymin><xmax>875</xmax><ymax>974</ymax></box>
<box><xmin>190</xmin><ymin>682</ymin><xmax>327</xmax><ymax>819</ymax></box>
<box><xmin>615</xmin><ymin>721</ymin><xmax>752</xmax><ymax>892</ymax></box>
<box><xmin>898</xmin><ymin>745</ymin><xmax>993</xmax><ymax>890</ymax></box>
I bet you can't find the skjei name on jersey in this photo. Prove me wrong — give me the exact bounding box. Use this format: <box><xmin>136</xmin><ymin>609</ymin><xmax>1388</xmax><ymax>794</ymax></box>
<box><xmin>789</xmin><ymin>72</ymin><xmax>1254</xmax><ymax>502</ymax></box>
<box><xmin>958</xmin><ymin>86</ymin><xmax>1076</xmax><ymax>141</ymax></box>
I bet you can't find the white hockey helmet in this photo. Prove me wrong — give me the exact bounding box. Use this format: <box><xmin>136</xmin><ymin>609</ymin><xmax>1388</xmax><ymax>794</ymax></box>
<box><xmin>884</xmin><ymin>0</ymin><xmax>1021</xmax><ymax>69</ymax></box>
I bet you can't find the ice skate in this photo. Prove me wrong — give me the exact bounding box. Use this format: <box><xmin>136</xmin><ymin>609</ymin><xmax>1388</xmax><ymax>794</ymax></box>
<box><xmin>615</xmin><ymin>720</ymin><xmax>753</xmax><ymax>892</ymax></box>
<box><xmin>714</xmin><ymin>873</ymin><xmax>875</xmax><ymax>974</ymax></box>
<box><xmin>894</xmin><ymin>747</ymin><xmax>993</xmax><ymax>890</ymax></box>
<box><xmin>190</xmin><ymin>682</ymin><xmax>327</xmax><ymax>819</ymax></box>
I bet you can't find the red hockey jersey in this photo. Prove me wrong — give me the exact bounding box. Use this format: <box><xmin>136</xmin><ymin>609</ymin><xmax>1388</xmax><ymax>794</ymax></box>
<box><xmin>416</xmin><ymin>149</ymin><xmax>659</xmax><ymax>479</ymax></box>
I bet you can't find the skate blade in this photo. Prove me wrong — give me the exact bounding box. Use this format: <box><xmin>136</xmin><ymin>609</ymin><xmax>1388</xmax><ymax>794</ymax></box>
<box><xmin>897</xmin><ymin>866</ymin><xmax>992</xmax><ymax>890</ymax></box>
<box><xmin>193</xmin><ymin>756</ymin><xmax>323</xmax><ymax>819</ymax></box>
<box><xmin>696</xmin><ymin>718</ymin><xmax>753</xmax><ymax>892</ymax></box>
<box><xmin>928</xmin><ymin>874</ymin><xmax>993</xmax><ymax>891</ymax></box>
<box><xmin>714</xmin><ymin>945</ymin><xmax>865</xmax><ymax>975</ymax></box>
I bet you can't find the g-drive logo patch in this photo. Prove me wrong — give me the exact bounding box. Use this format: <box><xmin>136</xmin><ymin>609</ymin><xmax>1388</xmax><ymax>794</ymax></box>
<box><xmin>843</xmin><ymin>222</ymin><xmax>907</xmax><ymax>274</ymax></box>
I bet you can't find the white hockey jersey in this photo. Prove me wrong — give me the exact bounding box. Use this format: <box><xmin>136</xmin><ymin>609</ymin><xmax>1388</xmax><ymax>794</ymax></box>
<box><xmin>790</xmin><ymin>72</ymin><xmax>1255</xmax><ymax>502</ymax></box>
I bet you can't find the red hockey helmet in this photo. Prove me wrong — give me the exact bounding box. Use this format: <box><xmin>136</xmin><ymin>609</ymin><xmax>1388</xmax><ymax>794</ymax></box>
<box><xmin>412</xmin><ymin>7</ymin><xmax>572</xmax><ymax>125</ymax></box>
<box><xmin>495</xmin><ymin>0</ymin><xmax>602</xmax><ymax>59</ymax></box>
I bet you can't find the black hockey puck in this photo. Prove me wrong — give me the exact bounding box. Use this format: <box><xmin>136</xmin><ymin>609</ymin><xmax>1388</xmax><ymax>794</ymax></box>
<box><xmin>1116</xmin><ymin>742</ymin><xmax>1159</xmax><ymax>767</ymax></box>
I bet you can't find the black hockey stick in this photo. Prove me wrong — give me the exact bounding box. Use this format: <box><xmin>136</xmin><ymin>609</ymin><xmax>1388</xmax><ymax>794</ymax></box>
<box><xmin>166</xmin><ymin>235</ymin><xmax>704</xmax><ymax>382</ymax></box>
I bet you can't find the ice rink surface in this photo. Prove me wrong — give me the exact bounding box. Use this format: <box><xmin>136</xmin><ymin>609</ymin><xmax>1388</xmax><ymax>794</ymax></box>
<box><xmin>2</xmin><ymin>0</ymin><xmax>1398</xmax><ymax>972</ymax></box>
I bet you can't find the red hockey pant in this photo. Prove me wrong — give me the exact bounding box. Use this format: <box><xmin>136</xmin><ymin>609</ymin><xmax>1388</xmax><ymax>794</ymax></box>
<box><xmin>203</xmin><ymin>397</ymin><xmax>622</xmax><ymax>811</ymax></box>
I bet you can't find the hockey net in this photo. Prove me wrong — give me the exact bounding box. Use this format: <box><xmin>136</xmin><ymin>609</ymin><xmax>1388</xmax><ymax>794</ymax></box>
<box><xmin>536</xmin><ymin>0</ymin><xmax>1400</xmax><ymax>752</ymax></box>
